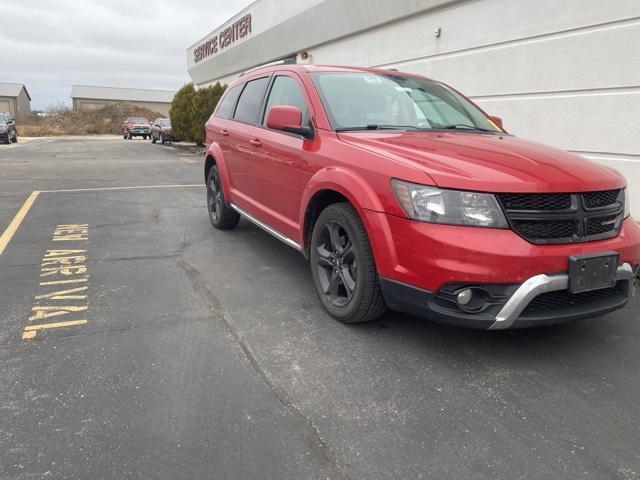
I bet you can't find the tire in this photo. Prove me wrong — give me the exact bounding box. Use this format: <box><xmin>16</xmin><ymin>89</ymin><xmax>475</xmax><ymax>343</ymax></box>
<box><xmin>207</xmin><ymin>165</ymin><xmax>240</xmax><ymax>230</ymax></box>
<box><xmin>309</xmin><ymin>202</ymin><xmax>386</xmax><ymax>323</ymax></box>
<box><xmin>3</xmin><ymin>135</ymin><xmax>9</xmax><ymax>145</ymax></box>
<box><xmin>123</xmin><ymin>132</ymin><xmax>127</xmax><ymax>139</ymax></box>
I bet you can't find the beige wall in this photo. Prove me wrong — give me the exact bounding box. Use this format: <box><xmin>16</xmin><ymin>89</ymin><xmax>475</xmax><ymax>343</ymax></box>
<box><xmin>73</xmin><ymin>98</ymin><xmax>171</xmax><ymax>117</ymax></box>
<box><xmin>0</xmin><ymin>91</ymin><xmax>31</xmax><ymax>120</ymax></box>
<box><xmin>0</xmin><ymin>96</ymin><xmax>17</xmax><ymax>119</ymax></box>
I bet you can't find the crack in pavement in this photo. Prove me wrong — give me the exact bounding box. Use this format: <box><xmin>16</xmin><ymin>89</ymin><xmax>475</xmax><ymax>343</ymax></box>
<box><xmin>172</xmin><ymin>253</ymin><xmax>352</xmax><ymax>480</ymax></box>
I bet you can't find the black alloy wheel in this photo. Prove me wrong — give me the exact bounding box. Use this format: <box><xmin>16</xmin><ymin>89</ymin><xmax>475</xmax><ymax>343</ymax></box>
<box><xmin>310</xmin><ymin>203</ymin><xmax>386</xmax><ymax>323</ymax></box>
<box><xmin>207</xmin><ymin>166</ymin><xmax>240</xmax><ymax>230</ymax></box>
<box><xmin>315</xmin><ymin>220</ymin><xmax>357</xmax><ymax>308</ymax></box>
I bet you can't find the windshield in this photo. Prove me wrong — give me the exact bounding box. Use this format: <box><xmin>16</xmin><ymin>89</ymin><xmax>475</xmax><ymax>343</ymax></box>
<box><xmin>310</xmin><ymin>72</ymin><xmax>502</xmax><ymax>133</ymax></box>
<box><xmin>129</xmin><ymin>117</ymin><xmax>148</xmax><ymax>124</ymax></box>
<box><xmin>157</xmin><ymin>119</ymin><xmax>170</xmax><ymax>127</ymax></box>
<box><xmin>0</xmin><ymin>114</ymin><xmax>6</xmax><ymax>125</ymax></box>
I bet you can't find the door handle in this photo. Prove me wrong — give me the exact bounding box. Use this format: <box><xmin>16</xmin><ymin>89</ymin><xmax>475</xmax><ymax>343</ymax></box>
<box><xmin>249</xmin><ymin>138</ymin><xmax>262</xmax><ymax>147</ymax></box>
<box><xmin>219</xmin><ymin>129</ymin><xmax>229</xmax><ymax>136</ymax></box>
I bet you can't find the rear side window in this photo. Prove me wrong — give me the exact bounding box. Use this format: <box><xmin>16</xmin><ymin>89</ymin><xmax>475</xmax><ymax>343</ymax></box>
<box><xmin>216</xmin><ymin>84</ymin><xmax>242</xmax><ymax>119</ymax></box>
<box><xmin>233</xmin><ymin>77</ymin><xmax>270</xmax><ymax>124</ymax></box>
<box><xmin>263</xmin><ymin>76</ymin><xmax>308</xmax><ymax>124</ymax></box>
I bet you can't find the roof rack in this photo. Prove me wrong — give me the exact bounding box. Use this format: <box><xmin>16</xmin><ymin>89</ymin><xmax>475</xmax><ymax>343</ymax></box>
<box><xmin>240</xmin><ymin>56</ymin><xmax>297</xmax><ymax>76</ymax></box>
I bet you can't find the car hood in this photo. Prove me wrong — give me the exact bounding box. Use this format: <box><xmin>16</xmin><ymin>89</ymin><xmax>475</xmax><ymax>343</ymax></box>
<box><xmin>337</xmin><ymin>131</ymin><xmax>625</xmax><ymax>192</ymax></box>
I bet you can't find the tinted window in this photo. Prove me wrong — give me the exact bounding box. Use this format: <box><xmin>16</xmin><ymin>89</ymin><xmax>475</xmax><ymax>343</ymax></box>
<box><xmin>263</xmin><ymin>76</ymin><xmax>308</xmax><ymax>125</ymax></box>
<box><xmin>233</xmin><ymin>77</ymin><xmax>270</xmax><ymax>124</ymax></box>
<box><xmin>216</xmin><ymin>84</ymin><xmax>242</xmax><ymax>119</ymax></box>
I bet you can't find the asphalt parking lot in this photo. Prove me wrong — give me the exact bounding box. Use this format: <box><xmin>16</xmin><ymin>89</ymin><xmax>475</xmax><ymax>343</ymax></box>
<box><xmin>1</xmin><ymin>136</ymin><xmax>639</xmax><ymax>480</ymax></box>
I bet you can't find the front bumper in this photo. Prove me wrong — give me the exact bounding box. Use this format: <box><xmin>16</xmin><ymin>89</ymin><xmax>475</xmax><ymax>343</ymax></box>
<box><xmin>130</xmin><ymin>129</ymin><xmax>150</xmax><ymax>136</ymax></box>
<box><xmin>380</xmin><ymin>263</ymin><xmax>637</xmax><ymax>329</ymax></box>
<box><xmin>362</xmin><ymin>211</ymin><xmax>640</xmax><ymax>329</ymax></box>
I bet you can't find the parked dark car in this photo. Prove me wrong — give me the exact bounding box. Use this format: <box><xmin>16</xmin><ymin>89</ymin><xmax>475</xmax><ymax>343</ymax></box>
<box><xmin>150</xmin><ymin>118</ymin><xmax>176</xmax><ymax>144</ymax></box>
<box><xmin>122</xmin><ymin>117</ymin><xmax>151</xmax><ymax>139</ymax></box>
<box><xmin>0</xmin><ymin>112</ymin><xmax>17</xmax><ymax>144</ymax></box>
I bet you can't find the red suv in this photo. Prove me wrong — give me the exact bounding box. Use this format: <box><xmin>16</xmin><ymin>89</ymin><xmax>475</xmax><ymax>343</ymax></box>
<box><xmin>204</xmin><ymin>65</ymin><xmax>639</xmax><ymax>329</ymax></box>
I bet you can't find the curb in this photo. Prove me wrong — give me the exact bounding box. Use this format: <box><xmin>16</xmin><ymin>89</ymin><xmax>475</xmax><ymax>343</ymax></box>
<box><xmin>168</xmin><ymin>142</ymin><xmax>205</xmax><ymax>155</ymax></box>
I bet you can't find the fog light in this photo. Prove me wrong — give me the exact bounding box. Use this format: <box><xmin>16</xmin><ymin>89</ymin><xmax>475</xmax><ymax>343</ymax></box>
<box><xmin>457</xmin><ymin>289</ymin><xmax>473</xmax><ymax>306</ymax></box>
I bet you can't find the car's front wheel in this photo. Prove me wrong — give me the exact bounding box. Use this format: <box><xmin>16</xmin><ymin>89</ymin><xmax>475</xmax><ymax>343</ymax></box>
<box><xmin>207</xmin><ymin>165</ymin><xmax>240</xmax><ymax>230</ymax></box>
<box><xmin>310</xmin><ymin>203</ymin><xmax>386</xmax><ymax>323</ymax></box>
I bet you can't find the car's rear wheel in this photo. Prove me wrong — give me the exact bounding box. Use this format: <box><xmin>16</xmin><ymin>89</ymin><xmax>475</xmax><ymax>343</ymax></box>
<box><xmin>310</xmin><ymin>203</ymin><xmax>386</xmax><ymax>323</ymax></box>
<box><xmin>207</xmin><ymin>165</ymin><xmax>240</xmax><ymax>230</ymax></box>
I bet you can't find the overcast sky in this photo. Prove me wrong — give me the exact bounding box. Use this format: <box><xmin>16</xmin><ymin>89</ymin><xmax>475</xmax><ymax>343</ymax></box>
<box><xmin>0</xmin><ymin>0</ymin><xmax>254</xmax><ymax>109</ymax></box>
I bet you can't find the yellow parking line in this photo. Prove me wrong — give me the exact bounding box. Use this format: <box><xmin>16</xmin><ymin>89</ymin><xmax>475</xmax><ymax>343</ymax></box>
<box><xmin>0</xmin><ymin>191</ymin><xmax>40</xmax><ymax>256</ymax></box>
<box><xmin>24</xmin><ymin>319</ymin><xmax>88</xmax><ymax>331</ymax></box>
<box><xmin>41</xmin><ymin>184</ymin><xmax>203</xmax><ymax>193</ymax></box>
<box><xmin>0</xmin><ymin>184</ymin><xmax>203</xmax><ymax>256</ymax></box>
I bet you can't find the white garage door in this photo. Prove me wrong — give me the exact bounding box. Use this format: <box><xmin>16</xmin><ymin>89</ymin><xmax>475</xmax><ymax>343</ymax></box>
<box><xmin>0</xmin><ymin>100</ymin><xmax>10</xmax><ymax>113</ymax></box>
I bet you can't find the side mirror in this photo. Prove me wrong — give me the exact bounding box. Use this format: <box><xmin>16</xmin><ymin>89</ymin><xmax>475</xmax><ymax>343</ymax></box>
<box><xmin>266</xmin><ymin>105</ymin><xmax>313</xmax><ymax>139</ymax></box>
<box><xmin>489</xmin><ymin>115</ymin><xmax>504</xmax><ymax>130</ymax></box>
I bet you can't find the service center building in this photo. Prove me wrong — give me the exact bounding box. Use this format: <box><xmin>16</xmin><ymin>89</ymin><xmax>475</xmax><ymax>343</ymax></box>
<box><xmin>187</xmin><ymin>0</ymin><xmax>640</xmax><ymax>180</ymax></box>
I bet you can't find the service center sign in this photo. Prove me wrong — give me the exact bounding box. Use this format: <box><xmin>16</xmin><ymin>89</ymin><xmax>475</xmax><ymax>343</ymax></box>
<box><xmin>193</xmin><ymin>14</ymin><xmax>252</xmax><ymax>63</ymax></box>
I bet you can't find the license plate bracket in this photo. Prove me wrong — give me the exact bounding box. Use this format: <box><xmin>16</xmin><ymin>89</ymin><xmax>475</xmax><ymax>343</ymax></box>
<box><xmin>568</xmin><ymin>252</ymin><xmax>619</xmax><ymax>293</ymax></box>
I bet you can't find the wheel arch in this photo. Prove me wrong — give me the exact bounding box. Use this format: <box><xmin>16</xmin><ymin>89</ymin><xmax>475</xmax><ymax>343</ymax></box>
<box><xmin>204</xmin><ymin>143</ymin><xmax>232</xmax><ymax>198</ymax></box>
<box><xmin>300</xmin><ymin>167</ymin><xmax>385</xmax><ymax>258</ymax></box>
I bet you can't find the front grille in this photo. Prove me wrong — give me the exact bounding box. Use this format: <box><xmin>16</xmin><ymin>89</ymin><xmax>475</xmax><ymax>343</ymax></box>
<box><xmin>513</xmin><ymin>220</ymin><xmax>576</xmax><ymax>239</ymax></box>
<box><xmin>584</xmin><ymin>189</ymin><xmax>619</xmax><ymax>209</ymax></box>
<box><xmin>522</xmin><ymin>282</ymin><xmax>627</xmax><ymax>316</ymax></box>
<box><xmin>499</xmin><ymin>193</ymin><xmax>571</xmax><ymax>211</ymax></box>
<box><xmin>586</xmin><ymin>215</ymin><xmax>618</xmax><ymax>236</ymax></box>
<box><xmin>498</xmin><ymin>190</ymin><xmax>623</xmax><ymax>244</ymax></box>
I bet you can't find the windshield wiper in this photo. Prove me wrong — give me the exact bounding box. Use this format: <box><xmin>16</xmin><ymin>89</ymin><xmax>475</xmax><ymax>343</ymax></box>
<box><xmin>336</xmin><ymin>124</ymin><xmax>422</xmax><ymax>132</ymax></box>
<box><xmin>436</xmin><ymin>123</ymin><xmax>496</xmax><ymax>132</ymax></box>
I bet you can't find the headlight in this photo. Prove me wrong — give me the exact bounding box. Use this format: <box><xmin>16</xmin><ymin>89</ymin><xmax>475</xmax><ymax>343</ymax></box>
<box><xmin>624</xmin><ymin>188</ymin><xmax>631</xmax><ymax>218</ymax></box>
<box><xmin>391</xmin><ymin>179</ymin><xmax>508</xmax><ymax>228</ymax></box>
<box><xmin>0</xmin><ymin>126</ymin><xmax>6</xmax><ymax>132</ymax></box>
